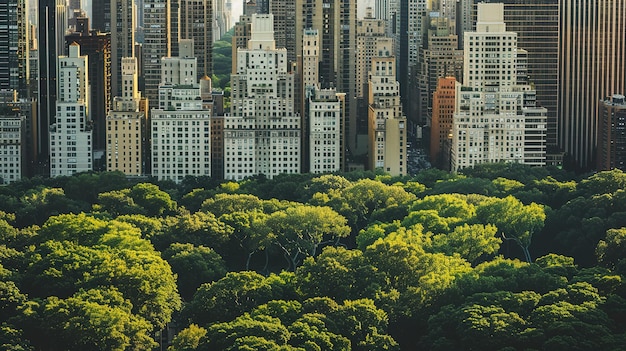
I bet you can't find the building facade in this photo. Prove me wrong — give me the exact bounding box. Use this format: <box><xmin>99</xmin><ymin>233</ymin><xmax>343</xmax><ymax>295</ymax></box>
<box><xmin>143</xmin><ymin>0</ymin><xmax>171</xmax><ymax>112</ymax></box>
<box><xmin>368</xmin><ymin>54</ymin><xmax>407</xmax><ymax>176</ymax></box>
<box><xmin>307</xmin><ymin>86</ymin><xmax>344</xmax><ymax>173</ymax></box>
<box><xmin>224</xmin><ymin>14</ymin><xmax>301</xmax><ymax>180</ymax></box>
<box><xmin>65</xmin><ymin>23</ymin><xmax>111</xmax><ymax>158</ymax></box>
<box><xmin>597</xmin><ymin>95</ymin><xmax>626</xmax><ymax>171</ymax></box>
<box><xmin>0</xmin><ymin>0</ymin><xmax>30</xmax><ymax>98</ymax></box>
<box><xmin>179</xmin><ymin>0</ymin><xmax>213</xmax><ymax>79</ymax></box>
<box><xmin>111</xmin><ymin>0</ymin><xmax>136</xmax><ymax>98</ymax></box>
<box><xmin>37</xmin><ymin>0</ymin><xmax>67</xmax><ymax>174</ymax></box>
<box><xmin>451</xmin><ymin>3</ymin><xmax>547</xmax><ymax>171</ymax></box>
<box><xmin>475</xmin><ymin>0</ymin><xmax>559</xmax><ymax>152</ymax></box>
<box><xmin>0</xmin><ymin>112</ymin><xmax>25</xmax><ymax>184</ymax></box>
<box><xmin>430</xmin><ymin>76</ymin><xmax>456</xmax><ymax>170</ymax></box>
<box><xmin>107</xmin><ymin>57</ymin><xmax>148</xmax><ymax>176</ymax></box>
<box><xmin>49</xmin><ymin>43</ymin><xmax>93</xmax><ymax>177</ymax></box>
<box><xmin>559</xmin><ymin>0</ymin><xmax>626</xmax><ymax>171</ymax></box>
<box><xmin>151</xmin><ymin>48</ymin><xmax>211</xmax><ymax>183</ymax></box>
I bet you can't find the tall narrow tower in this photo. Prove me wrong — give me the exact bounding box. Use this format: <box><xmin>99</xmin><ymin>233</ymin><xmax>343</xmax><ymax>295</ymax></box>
<box><xmin>37</xmin><ymin>0</ymin><xmax>67</xmax><ymax>174</ymax></box>
<box><xmin>111</xmin><ymin>0</ymin><xmax>136</xmax><ymax>97</ymax></box>
<box><xmin>0</xmin><ymin>0</ymin><xmax>29</xmax><ymax>98</ymax></box>
<box><xmin>558</xmin><ymin>0</ymin><xmax>626</xmax><ymax>171</ymax></box>
<box><xmin>143</xmin><ymin>0</ymin><xmax>171</xmax><ymax>112</ymax></box>
<box><xmin>295</xmin><ymin>0</ymin><xmax>357</xmax><ymax>155</ymax></box>
<box><xmin>49</xmin><ymin>43</ymin><xmax>93</xmax><ymax>177</ymax></box>
<box><xmin>179</xmin><ymin>0</ymin><xmax>213</xmax><ymax>79</ymax></box>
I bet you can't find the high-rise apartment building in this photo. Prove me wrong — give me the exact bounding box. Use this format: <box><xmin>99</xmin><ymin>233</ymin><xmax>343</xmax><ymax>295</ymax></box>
<box><xmin>65</xmin><ymin>21</ymin><xmax>111</xmax><ymax>158</ymax></box>
<box><xmin>111</xmin><ymin>0</ymin><xmax>136</xmax><ymax>98</ymax></box>
<box><xmin>474</xmin><ymin>0</ymin><xmax>559</xmax><ymax>153</ymax></box>
<box><xmin>143</xmin><ymin>0</ymin><xmax>171</xmax><ymax>112</ymax></box>
<box><xmin>430</xmin><ymin>76</ymin><xmax>456</xmax><ymax>170</ymax></box>
<box><xmin>107</xmin><ymin>57</ymin><xmax>148</xmax><ymax>176</ymax></box>
<box><xmin>559</xmin><ymin>0</ymin><xmax>626</xmax><ymax>171</ymax></box>
<box><xmin>37</xmin><ymin>0</ymin><xmax>67</xmax><ymax>174</ymax></box>
<box><xmin>451</xmin><ymin>3</ymin><xmax>547</xmax><ymax>172</ymax></box>
<box><xmin>224</xmin><ymin>14</ymin><xmax>301</xmax><ymax>180</ymax></box>
<box><xmin>0</xmin><ymin>0</ymin><xmax>29</xmax><ymax>98</ymax></box>
<box><xmin>308</xmin><ymin>86</ymin><xmax>345</xmax><ymax>174</ymax></box>
<box><xmin>295</xmin><ymin>0</ymin><xmax>357</xmax><ymax>155</ymax></box>
<box><xmin>0</xmin><ymin>91</ymin><xmax>35</xmax><ymax>177</ymax></box>
<box><xmin>375</xmin><ymin>0</ymin><xmax>398</xmax><ymax>38</ymax></box>
<box><xmin>0</xmin><ymin>103</ymin><xmax>25</xmax><ymax>184</ymax></box>
<box><xmin>213</xmin><ymin>0</ymin><xmax>232</xmax><ymax>42</ymax></box>
<box><xmin>49</xmin><ymin>43</ymin><xmax>93</xmax><ymax>177</ymax></box>
<box><xmin>91</xmin><ymin>0</ymin><xmax>111</xmax><ymax>33</ymax></box>
<box><xmin>151</xmin><ymin>42</ymin><xmax>211</xmax><ymax>183</ymax></box>
<box><xmin>597</xmin><ymin>95</ymin><xmax>626</xmax><ymax>171</ymax></box>
<box><xmin>417</xmin><ymin>13</ymin><xmax>463</xmax><ymax>128</ymax></box>
<box><xmin>356</xmin><ymin>11</ymin><xmax>392</xmax><ymax>155</ymax></box>
<box><xmin>397</xmin><ymin>0</ymin><xmax>427</xmax><ymax>123</ymax></box>
<box><xmin>179</xmin><ymin>0</ymin><xmax>213</xmax><ymax>79</ymax></box>
<box><xmin>368</xmin><ymin>54</ymin><xmax>407</xmax><ymax>176</ymax></box>
<box><xmin>269</xmin><ymin>0</ymin><xmax>296</xmax><ymax>64</ymax></box>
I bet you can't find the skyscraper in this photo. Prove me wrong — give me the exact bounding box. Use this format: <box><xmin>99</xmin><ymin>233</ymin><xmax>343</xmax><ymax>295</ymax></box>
<box><xmin>474</xmin><ymin>0</ymin><xmax>559</xmax><ymax>152</ymax></box>
<box><xmin>151</xmin><ymin>42</ymin><xmax>211</xmax><ymax>183</ymax></box>
<box><xmin>451</xmin><ymin>3</ymin><xmax>547</xmax><ymax>171</ymax></box>
<box><xmin>37</xmin><ymin>0</ymin><xmax>67</xmax><ymax>173</ymax></box>
<box><xmin>224</xmin><ymin>14</ymin><xmax>301</xmax><ymax>180</ymax></box>
<box><xmin>295</xmin><ymin>0</ymin><xmax>357</xmax><ymax>155</ymax></box>
<box><xmin>179</xmin><ymin>0</ymin><xmax>213</xmax><ymax>79</ymax></box>
<box><xmin>559</xmin><ymin>0</ymin><xmax>626</xmax><ymax>171</ymax></box>
<box><xmin>107</xmin><ymin>57</ymin><xmax>148</xmax><ymax>176</ymax></box>
<box><xmin>49</xmin><ymin>43</ymin><xmax>93</xmax><ymax>177</ymax></box>
<box><xmin>270</xmin><ymin>0</ymin><xmax>296</xmax><ymax>64</ymax></box>
<box><xmin>0</xmin><ymin>0</ymin><xmax>29</xmax><ymax>98</ymax></box>
<box><xmin>111</xmin><ymin>0</ymin><xmax>136</xmax><ymax>98</ymax></box>
<box><xmin>65</xmin><ymin>20</ymin><xmax>111</xmax><ymax>158</ymax></box>
<box><xmin>143</xmin><ymin>0</ymin><xmax>171</xmax><ymax>112</ymax></box>
<box><xmin>597</xmin><ymin>95</ymin><xmax>626</xmax><ymax>171</ymax></box>
<box><xmin>91</xmin><ymin>1</ymin><xmax>111</xmax><ymax>33</ymax></box>
<box><xmin>430</xmin><ymin>76</ymin><xmax>456</xmax><ymax>170</ymax></box>
<box><xmin>368</xmin><ymin>52</ymin><xmax>407</xmax><ymax>176</ymax></box>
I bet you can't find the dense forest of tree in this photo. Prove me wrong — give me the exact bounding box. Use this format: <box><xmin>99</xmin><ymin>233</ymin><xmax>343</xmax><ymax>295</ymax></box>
<box><xmin>1</xmin><ymin>164</ymin><xmax>626</xmax><ymax>350</ymax></box>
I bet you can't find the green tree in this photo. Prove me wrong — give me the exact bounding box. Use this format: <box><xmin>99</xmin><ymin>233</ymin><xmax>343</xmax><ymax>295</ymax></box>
<box><xmin>266</xmin><ymin>205</ymin><xmax>350</xmax><ymax>270</ymax></box>
<box><xmin>38</xmin><ymin>287</ymin><xmax>156</xmax><ymax>351</ymax></box>
<box><xmin>185</xmin><ymin>271</ymin><xmax>292</xmax><ymax>325</ymax></box>
<box><xmin>476</xmin><ymin>196</ymin><xmax>546</xmax><ymax>262</ymax></box>
<box><xmin>128</xmin><ymin>183</ymin><xmax>177</xmax><ymax>217</ymax></box>
<box><xmin>168</xmin><ymin>324</ymin><xmax>207</xmax><ymax>351</ymax></box>
<box><xmin>295</xmin><ymin>246</ymin><xmax>384</xmax><ymax>302</ymax></box>
<box><xmin>596</xmin><ymin>227</ymin><xmax>626</xmax><ymax>273</ymax></box>
<box><xmin>430</xmin><ymin>224</ymin><xmax>501</xmax><ymax>264</ymax></box>
<box><xmin>163</xmin><ymin>243</ymin><xmax>227</xmax><ymax>301</ymax></box>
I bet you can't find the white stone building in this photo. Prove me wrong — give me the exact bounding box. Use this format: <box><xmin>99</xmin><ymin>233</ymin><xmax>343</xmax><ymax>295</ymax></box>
<box><xmin>151</xmin><ymin>42</ymin><xmax>211</xmax><ymax>183</ymax></box>
<box><xmin>450</xmin><ymin>3</ymin><xmax>547</xmax><ymax>172</ymax></box>
<box><xmin>0</xmin><ymin>114</ymin><xmax>24</xmax><ymax>184</ymax></box>
<box><xmin>50</xmin><ymin>43</ymin><xmax>93</xmax><ymax>177</ymax></box>
<box><xmin>224</xmin><ymin>14</ymin><xmax>301</xmax><ymax>180</ymax></box>
<box><xmin>308</xmin><ymin>86</ymin><xmax>345</xmax><ymax>174</ymax></box>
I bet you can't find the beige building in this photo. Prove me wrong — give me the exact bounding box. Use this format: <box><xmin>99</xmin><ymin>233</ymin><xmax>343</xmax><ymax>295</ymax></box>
<box><xmin>106</xmin><ymin>57</ymin><xmax>148</xmax><ymax>176</ymax></box>
<box><xmin>368</xmin><ymin>54</ymin><xmax>407</xmax><ymax>176</ymax></box>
